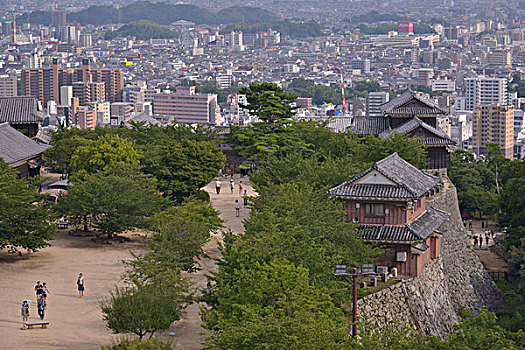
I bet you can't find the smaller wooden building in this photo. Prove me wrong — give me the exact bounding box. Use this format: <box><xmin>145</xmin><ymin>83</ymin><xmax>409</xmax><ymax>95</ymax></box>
<box><xmin>329</xmin><ymin>153</ymin><xmax>450</xmax><ymax>277</ymax></box>
<box><xmin>0</xmin><ymin>96</ymin><xmax>45</xmax><ymax>137</ymax></box>
<box><xmin>0</xmin><ymin>123</ymin><xmax>50</xmax><ymax>178</ymax></box>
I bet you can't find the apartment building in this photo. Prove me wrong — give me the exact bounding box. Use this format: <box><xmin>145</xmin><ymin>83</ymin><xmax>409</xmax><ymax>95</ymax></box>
<box><xmin>21</xmin><ymin>58</ymin><xmax>123</xmax><ymax>105</ymax></box>
<box><xmin>0</xmin><ymin>75</ymin><xmax>17</xmax><ymax>97</ymax></box>
<box><xmin>153</xmin><ymin>86</ymin><xmax>220</xmax><ymax>125</ymax></box>
<box><xmin>472</xmin><ymin>104</ymin><xmax>514</xmax><ymax>159</ymax></box>
<box><xmin>464</xmin><ymin>77</ymin><xmax>508</xmax><ymax>111</ymax></box>
<box><xmin>366</xmin><ymin>92</ymin><xmax>389</xmax><ymax>116</ymax></box>
<box><xmin>74</xmin><ymin>106</ymin><xmax>96</xmax><ymax>130</ymax></box>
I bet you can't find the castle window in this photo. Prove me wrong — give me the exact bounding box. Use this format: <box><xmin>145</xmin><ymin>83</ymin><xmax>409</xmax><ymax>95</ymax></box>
<box><xmin>365</xmin><ymin>203</ymin><xmax>385</xmax><ymax>216</ymax></box>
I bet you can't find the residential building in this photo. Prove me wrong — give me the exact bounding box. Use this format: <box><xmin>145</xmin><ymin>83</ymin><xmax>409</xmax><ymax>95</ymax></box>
<box><xmin>21</xmin><ymin>58</ymin><xmax>123</xmax><ymax>105</ymax></box>
<box><xmin>51</xmin><ymin>11</ymin><xmax>66</xmax><ymax>29</ymax></box>
<box><xmin>0</xmin><ymin>75</ymin><xmax>17</xmax><ymax>97</ymax></box>
<box><xmin>432</xmin><ymin>79</ymin><xmax>455</xmax><ymax>92</ymax></box>
<box><xmin>464</xmin><ymin>77</ymin><xmax>508</xmax><ymax>111</ymax></box>
<box><xmin>153</xmin><ymin>86</ymin><xmax>220</xmax><ymax>125</ymax></box>
<box><xmin>472</xmin><ymin>104</ymin><xmax>514</xmax><ymax>159</ymax></box>
<box><xmin>486</xmin><ymin>50</ymin><xmax>511</xmax><ymax>67</ymax></box>
<box><xmin>74</xmin><ymin>106</ymin><xmax>96</xmax><ymax>129</ymax></box>
<box><xmin>60</xmin><ymin>86</ymin><xmax>73</xmax><ymax>106</ymax></box>
<box><xmin>351</xmin><ymin>58</ymin><xmax>371</xmax><ymax>73</ymax></box>
<box><xmin>366</xmin><ymin>92</ymin><xmax>389</xmax><ymax>116</ymax></box>
<box><xmin>329</xmin><ymin>153</ymin><xmax>449</xmax><ymax>277</ymax></box>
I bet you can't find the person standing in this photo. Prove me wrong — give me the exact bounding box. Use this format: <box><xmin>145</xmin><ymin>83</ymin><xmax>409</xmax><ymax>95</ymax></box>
<box><xmin>77</xmin><ymin>273</ymin><xmax>85</xmax><ymax>297</ymax></box>
<box><xmin>21</xmin><ymin>300</ymin><xmax>30</xmax><ymax>323</ymax></box>
<box><xmin>485</xmin><ymin>234</ymin><xmax>490</xmax><ymax>246</ymax></box>
<box><xmin>238</xmin><ymin>181</ymin><xmax>243</xmax><ymax>194</ymax></box>
<box><xmin>34</xmin><ymin>281</ymin><xmax>43</xmax><ymax>299</ymax></box>
<box><xmin>215</xmin><ymin>179</ymin><xmax>221</xmax><ymax>195</ymax></box>
<box><xmin>37</xmin><ymin>296</ymin><xmax>46</xmax><ymax>320</ymax></box>
<box><xmin>230</xmin><ymin>179</ymin><xmax>234</xmax><ymax>194</ymax></box>
<box><xmin>243</xmin><ymin>190</ymin><xmax>248</xmax><ymax>206</ymax></box>
<box><xmin>235</xmin><ymin>200</ymin><xmax>240</xmax><ymax>217</ymax></box>
<box><xmin>479</xmin><ymin>235</ymin><xmax>483</xmax><ymax>248</ymax></box>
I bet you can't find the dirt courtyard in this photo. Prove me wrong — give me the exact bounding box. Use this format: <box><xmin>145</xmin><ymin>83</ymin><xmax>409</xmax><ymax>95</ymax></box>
<box><xmin>0</xmin><ymin>231</ymin><xmax>143</xmax><ymax>349</ymax></box>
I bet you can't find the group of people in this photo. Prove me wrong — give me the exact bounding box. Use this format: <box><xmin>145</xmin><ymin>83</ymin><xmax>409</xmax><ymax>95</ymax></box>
<box><xmin>472</xmin><ymin>230</ymin><xmax>496</xmax><ymax>248</ymax></box>
<box><xmin>21</xmin><ymin>273</ymin><xmax>85</xmax><ymax>325</ymax></box>
<box><xmin>21</xmin><ymin>281</ymin><xmax>51</xmax><ymax>322</ymax></box>
<box><xmin>214</xmin><ymin>177</ymin><xmax>249</xmax><ymax>218</ymax></box>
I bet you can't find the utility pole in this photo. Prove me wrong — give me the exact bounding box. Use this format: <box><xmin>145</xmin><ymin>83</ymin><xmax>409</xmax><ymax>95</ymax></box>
<box><xmin>334</xmin><ymin>265</ymin><xmax>362</xmax><ymax>337</ymax></box>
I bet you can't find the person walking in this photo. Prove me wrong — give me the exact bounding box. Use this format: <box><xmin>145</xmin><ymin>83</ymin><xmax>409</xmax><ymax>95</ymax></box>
<box><xmin>215</xmin><ymin>179</ymin><xmax>221</xmax><ymax>195</ymax></box>
<box><xmin>77</xmin><ymin>273</ymin><xmax>85</xmax><ymax>297</ymax></box>
<box><xmin>230</xmin><ymin>179</ymin><xmax>234</xmax><ymax>194</ymax></box>
<box><xmin>235</xmin><ymin>200</ymin><xmax>240</xmax><ymax>217</ymax></box>
<box><xmin>34</xmin><ymin>281</ymin><xmax>43</xmax><ymax>299</ymax></box>
<box><xmin>479</xmin><ymin>235</ymin><xmax>483</xmax><ymax>248</ymax></box>
<box><xmin>238</xmin><ymin>181</ymin><xmax>243</xmax><ymax>194</ymax></box>
<box><xmin>473</xmin><ymin>235</ymin><xmax>478</xmax><ymax>246</ymax></box>
<box><xmin>243</xmin><ymin>189</ymin><xmax>248</xmax><ymax>206</ymax></box>
<box><xmin>21</xmin><ymin>300</ymin><xmax>30</xmax><ymax>323</ymax></box>
<box><xmin>37</xmin><ymin>296</ymin><xmax>46</xmax><ymax>320</ymax></box>
<box><xmin>485</xmin><ymin>234</ymin><xmax>490</xmax><ymax>246</ymax></box>
<box><xmin>469</xmin><ymin>220</ymin><xmax>473</xmax><ymax>229</ymax></box>
<box><xmin>42</xmin><ymin>282</ymin><xmax>50</xmax><ymax>300</ymax></box>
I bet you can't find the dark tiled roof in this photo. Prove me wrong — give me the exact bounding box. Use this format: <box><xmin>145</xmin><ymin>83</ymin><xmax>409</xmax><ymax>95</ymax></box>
<box><xmin>330</xmin><ymin>183</ymin><xmax>413</xmax><ymax>199</ymax></box>
<box><xmin>358</xmin><ymin>205</ymin><xmax>450</xmax><ymax>243</ymax></box>
<box><xmin>0</xmin><ymin>97</ymin><xmax>45</xmax><ymax>124</ymax></box>
<box><xmin>0</xmin><ymin>123</ymin><xmax>50</xmax><ymax>165</ymax></box>
<box><xmin>350</xmin><ymin>116</ymin><xmax>389</xmax><ymax>136</ymax></box>
<box><xmin>409</xmin><ymin>205</ymin><xmax>450</xmax><ymax>240</ymax></box>
<box><xmin>380</xmin><ymin>90</ymin><xmax>448</xmax><ymax>115</ymax></box>
<box><xmin>379</xmin><ymin>117</ymin><xmax>455</xmax><ymax>146</ymax></box>
<box><xmin>359</xmin><ymin>225</ymin><xmax>419</xmax><ymax>242</ymax></box>
<box><xmin>329</xmin><ymin>153</ymin><xmax>442</xmax><ymax>199</ymax></box>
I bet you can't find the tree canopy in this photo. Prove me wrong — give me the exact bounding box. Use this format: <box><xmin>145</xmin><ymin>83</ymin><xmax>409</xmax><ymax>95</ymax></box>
<box><xmin>0</xmin><ymin>160</ymin><xmax>55</xmax><ymax>252</ymax></box>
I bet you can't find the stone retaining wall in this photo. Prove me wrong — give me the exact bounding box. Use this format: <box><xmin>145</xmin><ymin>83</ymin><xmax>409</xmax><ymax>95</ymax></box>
<box><xmin>356</xmin><ymin>180</ymin><xmax>504</xmax><ymax>337</ymax></box>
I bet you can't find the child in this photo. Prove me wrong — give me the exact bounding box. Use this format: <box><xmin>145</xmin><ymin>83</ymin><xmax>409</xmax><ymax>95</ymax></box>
<box><xmin>21</xmin><ymin>300</ymin><xmax>30</xmax><ymax>322</ymax></box>
<box><xmin>238</xmin><ymin>181</ymin><xmax>243</xmax><ymax>194</ymax></box>
<box><xmin>243</xmin><ymin>190</ymin><xmax>248</xmax><ymax>206</ymax></box>
<box><xmin>230</xmin><ymin>179</ymin><xmax>234</xmax><ymax>194</ymax></box>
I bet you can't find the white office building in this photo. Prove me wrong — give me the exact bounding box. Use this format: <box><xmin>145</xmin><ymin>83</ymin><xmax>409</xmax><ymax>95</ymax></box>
<box><xmin>0</xmin><ymin>75</ymin><xmax>17</xmax><ymax>97</ymax></box>
<box><xmin>366</xmin><ymin>92</ymin><xmax>389</xmax><ymax>116</ymax></box>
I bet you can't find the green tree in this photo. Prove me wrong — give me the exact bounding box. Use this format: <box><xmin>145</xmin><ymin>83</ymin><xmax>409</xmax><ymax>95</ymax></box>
<box><xmin>0</xmin><ymin>160</ymin><xmax>55</xmax><ymax>252</ymax></box>
<box><xmin>61</xmin><ymin>163</ymin><xmax>166</xmax><ymax>238</ymax></box>
<box><xmin>231</xmin><ymin>83</ymin><xmax>313</xmax><ymax>166</ymax></box>
<box><xmin>71</xmin><ymin>134</ymin><xmax>142</xmax><ymax>179</ymax></box>
<box><xmin>203</xmin><ymin>260</ymin><xmax>347</xmax><ymax>349</ymax></box>
<box><xmin>127</xmin><ymin>199</ymin><xmax>223</xmax><ymax>277</ymax></box>
<box><xmin>142</xmin><ymin>139</ymin><xmax>225</xmax><ymax>200</ymax></box>
<box><xmin>44</xmin><ymin>136</ymin><xmax>91</xmax><ymax>174</ymax></box>
<box><xmin>100</xmin><ymin>281</ymin><xmax>190</xmax><ymax>340</ymax></box>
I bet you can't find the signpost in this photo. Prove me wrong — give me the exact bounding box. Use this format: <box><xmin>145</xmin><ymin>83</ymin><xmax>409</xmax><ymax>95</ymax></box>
<box><xmin>362</xmin><ymin>263</ymin><xmax>375</xmax><ymax>275</ymax></box>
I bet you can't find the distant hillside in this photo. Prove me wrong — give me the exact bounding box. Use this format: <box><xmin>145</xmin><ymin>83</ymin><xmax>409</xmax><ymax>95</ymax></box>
<box><xmin>222</xmin><ymin>20</ymin><xmax>323</xmax><ymax>38</ymax></box>
<box><xmin>105</xmin><ymin>20</ymin><xmax>177</xmax><ymax>40</ymax></box>
<box><xmin>17</xmin><ymin>1</ymin><xmax>277</xmax><ymax>26</ymax></box>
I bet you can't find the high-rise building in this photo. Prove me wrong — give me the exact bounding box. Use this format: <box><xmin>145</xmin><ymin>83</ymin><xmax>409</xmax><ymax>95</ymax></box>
<box><xmin>472</xmin><ymin>104</ymin><xmax>514</xmax><ymax>159</ymax></box>
<box><xmin>366</xmin><ymin>92</ymin><xmax>389</xmax><ymax>116</ymax></box>
<box><xmin>153</xmin><ymin>86</ymin><xmax>220</xmax><ymax>125</ymax></box>
<box><xmin>79</xmin><ymin>33</ymin><xmax>92</xmax><ymax>47</ymax></box>
<box><xmin>0</xmin><ymin>75</ymin><xmax>17</xmax><ymax>97</ymax></box>
<box><xmin>51</xmin><ymin>11</ymin><xmax>66</xmax><ymax>29</ymax></box>
<box><xmin>59</xmin><ymin>26</ymin><xmax>78</xmax><ymax>44</ymax></box>
<box><xmin>21</xmin><ymin>59</ymin><xmax>123</xmax><ymax>105</ymax></box>
<box><xmin>464</xmin><ymin>77</ymin><xmax>508</xmax><ymax>111</ymax></box>
<box><xmin>1</xmin><ymin>20</ymin><xmax>15</xmax><ymax>36</ymax></box>
<box><xmin>60</xmin><ymin>86</ymin><xmax>73</xmax><ymax>106</ymax></box>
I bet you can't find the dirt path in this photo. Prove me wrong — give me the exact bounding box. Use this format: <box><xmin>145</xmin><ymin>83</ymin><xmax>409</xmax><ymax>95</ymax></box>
<box><xmin>166</xmin><ymin>174</ymin><xmax>254</xmax><ymax>349</ymax></box>
<box><xmin>0</xmin><ymin>175</ymin><xmax>254</xmax><ymax>350</ymax></box>
<box><xmin>0</xmin><ymin>231</ymin><xmax>143</xmax><ymax>350</ymax></box>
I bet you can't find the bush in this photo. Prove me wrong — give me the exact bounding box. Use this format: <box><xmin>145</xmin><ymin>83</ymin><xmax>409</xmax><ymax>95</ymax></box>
<box><xmin>101</xmin><ymin>338</ymin><xmax>172</xmax><ymax>350</ymax></box>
